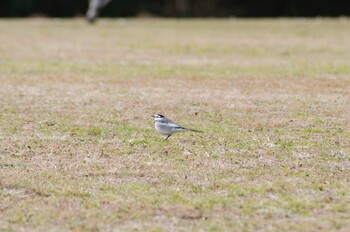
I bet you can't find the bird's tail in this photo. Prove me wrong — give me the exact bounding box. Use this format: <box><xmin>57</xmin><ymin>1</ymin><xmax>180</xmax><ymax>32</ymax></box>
<box><xmin>185</xmin><ymin>128</ymin><xmax>203</xmax><ymax>133</ymax></box>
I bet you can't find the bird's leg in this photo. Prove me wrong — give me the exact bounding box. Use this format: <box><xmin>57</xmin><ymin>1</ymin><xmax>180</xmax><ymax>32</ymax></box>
<box><xmin>165</xmin><ymin>135</ymin><xmax>172</xmax><ymax>141</ymax></box>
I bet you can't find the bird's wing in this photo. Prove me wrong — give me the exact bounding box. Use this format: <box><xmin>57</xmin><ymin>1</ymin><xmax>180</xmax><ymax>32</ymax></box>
<box><xmin>168</xmin><ymin>121</ymin><xmax>202</xmax><ymax>132</ymax></box>
<box><xmin>163</xmin><ymin>120</ymin><xmax>185</xmax><ymax>131</ymax></box>
<box><xmin>167</xmin><ymin>121</ymin><xmax>185</xmax><ymax>129</ymax></box>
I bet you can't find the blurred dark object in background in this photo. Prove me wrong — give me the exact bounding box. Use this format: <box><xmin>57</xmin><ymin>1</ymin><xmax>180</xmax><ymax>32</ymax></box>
<box><xmin>86</xmin><ymin>0</ymin><xmax>111</xmax><ymax>23</ymax></box>
<box><xmin>1</xmin><ymin>0</ymin><xmax>350</xmax><ymax>18</ymax></box>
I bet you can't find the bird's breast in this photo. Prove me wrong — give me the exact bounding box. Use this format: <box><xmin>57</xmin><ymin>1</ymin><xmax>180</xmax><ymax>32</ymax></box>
<box><xmin>155</xmin><ymin>122</ymin><xmax>172</xmax><ymax>135</ymax></box>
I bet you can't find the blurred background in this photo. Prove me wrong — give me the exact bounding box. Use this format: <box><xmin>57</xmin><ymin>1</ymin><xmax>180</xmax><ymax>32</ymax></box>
<box><xmin>1</xmin><ymin>0</ymin><xmax>350</xmax><ymax>18</ymax></box>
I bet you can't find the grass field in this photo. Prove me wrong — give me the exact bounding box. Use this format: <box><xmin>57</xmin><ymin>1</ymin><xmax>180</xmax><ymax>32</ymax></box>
<box><xmin>0</xmin><ymin>18</ymin><xmax>350</xmax><ymax>231</ymax></box>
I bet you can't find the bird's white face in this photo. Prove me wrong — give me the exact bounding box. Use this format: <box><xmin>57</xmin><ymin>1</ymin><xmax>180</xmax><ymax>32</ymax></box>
<box><xmin>152</xmin><ymin>114</ymin><xmax>165</xmax><ymax>121</ymax></box>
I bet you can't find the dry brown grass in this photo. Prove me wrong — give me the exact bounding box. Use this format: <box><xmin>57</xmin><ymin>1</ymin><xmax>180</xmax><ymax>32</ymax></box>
<box><xmin>0</xmin><ymin>18</ymin><xmax>350</xmax><ymax>231</ymax></box>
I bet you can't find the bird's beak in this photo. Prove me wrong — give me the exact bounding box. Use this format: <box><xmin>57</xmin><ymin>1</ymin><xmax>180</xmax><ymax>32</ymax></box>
<box><xmin>151</xmin><ymin>115</ymin><xmax>155</xmax><ymax>118</ymax></box>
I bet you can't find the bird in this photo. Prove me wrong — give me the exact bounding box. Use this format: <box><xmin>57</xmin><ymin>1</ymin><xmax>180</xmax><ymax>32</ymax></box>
<box><xmin>152</xmin><ymin>114</ymin><xmax>202</xmax><ymax>140</ymax></box>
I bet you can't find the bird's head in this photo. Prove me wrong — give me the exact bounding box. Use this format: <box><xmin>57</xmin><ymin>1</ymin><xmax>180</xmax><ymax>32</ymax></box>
<box><xmin>152</xmin><ymin>114</ymin><xmax>165</xmax><ymax>121</ymax></box>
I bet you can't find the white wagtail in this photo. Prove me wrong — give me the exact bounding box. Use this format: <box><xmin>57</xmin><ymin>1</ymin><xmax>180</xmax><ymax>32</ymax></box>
<box><xmin>152</xmin><ymin>114</ymin><xmax>202</xmax><ymax>140</ymax></box>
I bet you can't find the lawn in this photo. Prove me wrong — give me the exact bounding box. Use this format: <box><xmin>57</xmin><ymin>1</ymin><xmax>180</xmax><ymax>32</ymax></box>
<box><xmin>0</xmin><ymin>18</ymin><xmax>350</xmax><ymax>231</ymax></box>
